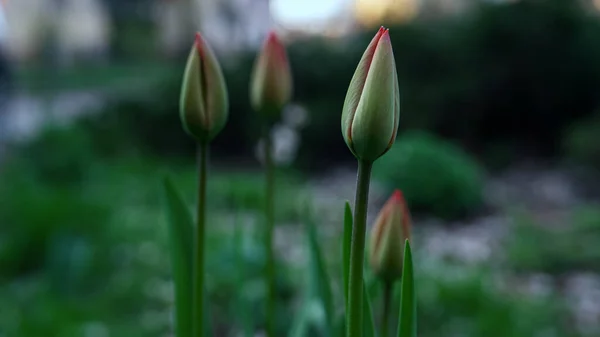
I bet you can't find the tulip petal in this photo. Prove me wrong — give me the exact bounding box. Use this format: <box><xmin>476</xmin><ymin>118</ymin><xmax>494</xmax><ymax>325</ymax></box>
<box><xmin>179</xmin><ymin>33</ymin><xmax>229</xmax><ymax>143</ymax></box>
<box><xmin>351</xmin><ymin>30</ymin><xmax>397</xmax><ymax>162</ymax></box>
<box><xmin>369</xmin><ymin>189</ymin><xmax>412</xmax><ymax>282</ymax></box>
<box><xmin>341</xmin><ymin>27</ymin><xmax>387</xmax><ymax>154</ymax></box>
<box><xmin>250</xmin><ymin>31</ymin><xmax>292</xmax><ymax>119</ymax></box>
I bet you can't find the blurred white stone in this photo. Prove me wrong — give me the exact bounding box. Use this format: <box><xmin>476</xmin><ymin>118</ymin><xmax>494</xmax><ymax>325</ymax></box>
<box><xmin>523</xmin><ymin>273</ymin><xmax>554</xmax><ymax>298</ymax></box>
<box><xmin>282</xmin><ymin>104</ymin><xmax>309</xmax><ymax>129</ymax></box>
<box><xmin>2</xmin><ymin>97</ymin><xmax>44</xmax><ymax>143</ymax></box>
<box><xmin>255</xmin><ymin>124</ymin><xmax>300</xmax><ymax>166</ymax></box>
<box><xmin>4</xmin><ymin>0</ymin><xmax>46</xmax><ymax>59</ymax></box>
<box><xmin>565</xmin><ymin>273</ymin><xmax>600</xmax><ymax>334</ymax></box>
<box><xmin>56</xmin><ymin>0</ymin><xmax>111</xmax><ymax>65</ymax></box>
<box><xmin>421</xmin><ymin>216</ymin><xmax>507</xmax><ymax>265</ymax></box>
<box><xmin>485</xmin><ymin>164</ymin><xmax>580</xmax><ymax>211</ymax></box>
<box><xmin>4</xmin><ymin>0</ymin><xmax>110</xmax><ymax>62</ymax></box>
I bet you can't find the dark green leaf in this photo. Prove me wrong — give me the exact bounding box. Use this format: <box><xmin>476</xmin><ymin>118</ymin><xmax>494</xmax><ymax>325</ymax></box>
<box><xmin>234</xmin><ymin>215</ymin><xmax>253</xmax><ymax>337</ymax></box>
<box><xmin>162</xmin><ymin>176</ymin><xmax>193</xmax><ymax>337</ymax></box>
<box><xmin>397</xmin><ymin>240</ymin><xmax>416</xmax><ymax>337</ymax></box>
<box><xmin>363</xmin><ymin>280</ymin><xmax>376</xmax><ymax>337</ymax></box>
<box><xmin>342</xmin><ymin>201</ymin><xmax>352</xmax><ymax>306</ymax></box>
<box><xmin>334</xmin><ymin>312</ymin><xmax>346</xmax><ymax>337</ymax></box>
<box><xmin>162</xmin><ymin>176</ymin><xmax>213</xmax><ymax>337</ymax></box>
<box><xmin>304</xmin><ymin>203</ymin><xmax>334</xmax><ymax>333</ymax></box>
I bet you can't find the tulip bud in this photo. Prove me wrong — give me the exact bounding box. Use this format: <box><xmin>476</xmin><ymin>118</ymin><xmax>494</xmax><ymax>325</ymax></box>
<box><xmin>369</xmin><ymin>190</ymin><xmax>411</xmax><ymax>282</ymax></box>
<box><xmin>341</xmin><ymin>27</ymin><xmax>400</xmax><ymax>162</ymax></box>
<box><xmin>250</xmin><ymin>31</ymin><xmax>292</xmax><ymax>120</ymax></box>
<box><xmin>180</xmin><ymin>33</ymin><xmax>229</xmax><ymax>143</ymax></box>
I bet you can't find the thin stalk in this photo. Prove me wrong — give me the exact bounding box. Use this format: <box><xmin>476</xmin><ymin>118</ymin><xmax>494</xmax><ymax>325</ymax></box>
<box><xmin>347</xmin><ymin>160</ymin><xmax>373</xmax><ymax>337</ymax></box>
<box><xmin>264</xmin><ymin>126</ymin><xmax>276</xmax><ymax>337</ymax></box>
<box><xmin>381</xmin><ymin>281</ymin><xmax>393</xmax><ymax>337</ymax></box>
<box><xmin>193</xmin><ymin>142</ymin><xmax>208</xmax><ymax>337</ymax></box>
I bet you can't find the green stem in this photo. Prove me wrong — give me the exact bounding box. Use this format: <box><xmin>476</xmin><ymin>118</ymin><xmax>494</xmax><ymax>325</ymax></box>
<box><xmin>347</xmin><ymin>160</ymin><xmax>373</xmax><ymax>337</ymax></box>
<box><xmin>381</xmin><ymin>282</ymin><xmax>393</xmax><ymax>337</ymax></box>
<box><xmin>194</xmin><ymin>143</ymin><xmax>208</xmax><ymax>337</ymax></box>
<box><xmin>264</xmin><ymin>126</ymin><xmax>276</xmax><ymax>337</ymax></box>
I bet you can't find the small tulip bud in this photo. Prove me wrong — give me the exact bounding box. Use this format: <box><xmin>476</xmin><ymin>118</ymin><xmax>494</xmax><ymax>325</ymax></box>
<box><xmin>250</xmin><ymin>31</ymin><xmax>292</xmax><ymax>120</ymax></box>
<box><xmin>341</xmin><ymin>27</ymin><xmax>400</xmax><ymax>162</ymax></box>
<box><xmin>180</xmin><ymin>33</ymin><xmax>229</xmax><ymax>143</ymax></box>
<box><xmin>369</xmin><ymin>190</ymin><xmax>411</xmax><ymax>282</ymax></box>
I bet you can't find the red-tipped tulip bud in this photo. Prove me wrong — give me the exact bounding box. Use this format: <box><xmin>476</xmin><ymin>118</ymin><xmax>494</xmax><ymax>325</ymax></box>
<box><xmin>369</xmin><ymin>190</ymin><xmax>411</xmax><ymax>282</ymax></box>
<box><xmin>341</xmin><ymin>27</ymin><xmax>400</xmax><ymax>162</ymax></box>
<box><xmin>250</xmin><ymin>31</ymin><xmax>292</xmax><ymax>120</ymax></box>
<box><xmin>180</xmin><ymin>33</ymin><xmax>229</xmax><ymax>143</ymax></box>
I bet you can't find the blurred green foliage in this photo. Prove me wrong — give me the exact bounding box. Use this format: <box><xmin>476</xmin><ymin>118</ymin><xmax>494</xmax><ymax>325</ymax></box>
<box><xmin>416</xmin><ymin>265</ymin><xmax>574</xmax><ymax>337</ymax></box>
<box><xmin>508</xmin><ymin>206</ymin><xmax>600</xmax><ymax>275</ymax></box>
<box><xmin>0</xmin><ymin>153</ymin><xmax>301</xmax><ymax>336</ymax></box>
<box><xmin>563</xmin><ymin>113</ymin><xmax>600</xmax><ymax>169</ymax></box>
<box><xmin>373</xmin><ymin>131</ymin><xmax>485</xmax><ymax>220</ymax></box>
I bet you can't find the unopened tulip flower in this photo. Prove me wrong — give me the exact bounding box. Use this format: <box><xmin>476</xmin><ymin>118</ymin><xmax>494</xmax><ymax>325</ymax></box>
<box><xmin>180</xmin><ymin>33</ymin><xmax>229</xmax><ymax>143</ymax></box>
<box><xmin>250</xmin><ymin>31</ymin><xmax>292</xmax><ymax>120</ymax></box>
<box><xmin>341</xmin><ymin>27</ymin><xmax>400</xmax><ymax>163</ymax></box>
<box><xmin>369</xmin><ymin>189</ymin><xmax>411</xmax><ymax>282</ymax></box>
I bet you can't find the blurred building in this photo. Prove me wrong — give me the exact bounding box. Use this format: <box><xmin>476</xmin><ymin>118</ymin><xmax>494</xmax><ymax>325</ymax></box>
<box><xmin>4</xmin><ymin>0</ymin><xmax>110</xmax><ymax>63</ymax></box>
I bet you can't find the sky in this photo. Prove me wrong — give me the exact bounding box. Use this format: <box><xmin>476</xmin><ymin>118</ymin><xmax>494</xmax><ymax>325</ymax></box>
<box><xmin>270</xmin><ymin>0</ymin><xmax>352</xmax><ymax>30</ymax></box>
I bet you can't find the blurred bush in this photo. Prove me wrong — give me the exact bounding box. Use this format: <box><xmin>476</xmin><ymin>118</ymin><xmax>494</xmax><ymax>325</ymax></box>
<box><xmin>373</xmin><ymin>131</ymin><xmax>485</xmax><ymax>220</ymax></box>
<box><xmin>9</xmin><ymin>126</ymin><xmax>95</xmax><ymax>185</ymax></box>
<box><xmin>563</xmin><ymin>113</ymin><xmax>600</xmax><ymax>169</ymax></box>
<box><xmin>0</xmin><ymin>152</ymin><xmax>301</xmax><ymax>336</ymax></box>
<box><xmin>0</xmin><ymin>168</ymin><xmax>109</xmax><ymax>280</ymax></box>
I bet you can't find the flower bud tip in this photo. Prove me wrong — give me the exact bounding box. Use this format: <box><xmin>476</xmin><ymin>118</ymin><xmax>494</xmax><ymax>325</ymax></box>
<box><xmin>391</xmin><ymin>189</ymin><xmax>403</xmax><ymax>203</ymax></box>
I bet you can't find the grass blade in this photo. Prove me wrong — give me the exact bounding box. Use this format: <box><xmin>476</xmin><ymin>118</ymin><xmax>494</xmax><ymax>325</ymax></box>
<box><xmin>397</xmin><ymin>240</ymin><xmax>416</xmax><ymax>337</ymax></box>
<box><xmin>342</xmin><ymin>201</ymin><xmax>375</xmax><ymax>336</ymax></box>
<box><xmin>334</xmin><ymin>312</ymin><xmax>346</xmax><ymax>337</ymax></box>
<box><xmin>162</xmin><ymin>176</ymin><xmax>193</xmax><ymax>337</ymax></box>
<box><xmin>304</xmin><ymin>203</ymin><xmax>334</xmax><ymax>332</ymax></box>
<box><xmin>234</xmin><ymin>214</ymin><xmax>254</xmax><ymax>337</ymax></box>
<box><xmin>163</xmin><ymin>176</ymin><xmax>213</xmax><ymax>337</ymax></box>
<box><xmin>342</xmin><ymin>201</ymin><xmax>352</xmax><ymax>306</ymax></box>
<box><xmin>363</xmin><ymin>280</ymin><xmax>376</xmax><ymax>337</ymax></box>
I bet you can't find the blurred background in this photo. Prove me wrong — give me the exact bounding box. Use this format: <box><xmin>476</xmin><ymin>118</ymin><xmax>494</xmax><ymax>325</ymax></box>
<box><xmin>1</xmin><ymin>0</ymin><xmax>600</xmax><ymax>336</ymax></box>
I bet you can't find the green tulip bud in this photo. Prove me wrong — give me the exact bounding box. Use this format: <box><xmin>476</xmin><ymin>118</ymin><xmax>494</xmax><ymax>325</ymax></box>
<box><xmin>250</xmin><ymin>31</ymin><xmax>293</xmax><ymax>121</ymax></box>
<box><xmin>341</xmin><ymin>27</ymin><xmax>400</xmax><ymax>162</ymax></box>
<box><xmin>180</xmin><ymin>33</ymin><xmax>229</xmax><ymax>143</ymax></box>
<box><xmin>369</xmin><ymin>190</ymin><xmax>412</xmax><ymax>282</ymax></box>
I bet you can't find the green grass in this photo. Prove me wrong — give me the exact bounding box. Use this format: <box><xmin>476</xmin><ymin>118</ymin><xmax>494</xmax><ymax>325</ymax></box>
<box><xmin>507</xmin><ymin>207</ymin><xmax>600</xmax><ymax>274</ymax></box>
<box><xmin>0</xmin><ymin>155</ymin><xmax>591</xmax><ymax>336</ymax></box>
<box><xmin>0</xmin><ymin>157</ymin><xmax>304</xmax><ymax>336</ymax></box>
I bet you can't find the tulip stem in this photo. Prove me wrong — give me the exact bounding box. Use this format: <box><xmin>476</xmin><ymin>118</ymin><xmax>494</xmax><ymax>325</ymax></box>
<box><xmin>264</xmin><ymin>126</ymin><xmax>276</xmax><ymax>337</ymax></box>
<box><xmin>381</xmin><ymin>281</ymin><xmax>393</xmax><ymax>337</ymax></box>
<box><xmin>347</xmin><ymin>160</ymin><xmax>373</xmax><ymax>337</ymax></box>
<box><xmin>194</xmin><ymin>142</ymin><xmax>208</xmax><ymax>337</ymax></box>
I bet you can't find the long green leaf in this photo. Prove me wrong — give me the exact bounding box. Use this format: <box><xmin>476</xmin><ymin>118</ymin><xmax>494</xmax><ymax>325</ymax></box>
<box><xmin>334</xmin><ymin>312</ymin><xmax>346</xmax><ymax>337</ymax></box>
<box><xmin>397</xmin><ymin>240</ymin><xmax>416</xmax><ymax>337</ymax></box>
<box><xmin>163</xmin><ymin>176</ymin><xmax>193</xmax><ymax>337</ymax></box>
<box><xmin>162</xmin><ymin>176</ymin><xmax>213</xmax><ymax>337</ymax></box>
<box><xmin>234</xmin><ymin>213</ymin><xmax>254</xmax><ymax>337</ymax></box>
<box><xmin>288</xmin><ymin>303</ymin><xmax>311</xmax><ymax>337</ymax></box>
<box><xmin>343</xmin><ymin>201</ymin><xmax>376</xmax><ymax>337</ymax></box>
<box><xmin>342</xmin><ymin>201</ymin><xmax>352</xmax><ymax>306</ymax></box>
<box><xmin>304</xmin><ymin>203</ymin><xmax>334</xmax><ymax>333</ymax></box>
<box><xmin>363</xmin><ymin>280</ymin><xmax>376</xmax><ymax>337</ymax></box>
